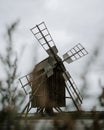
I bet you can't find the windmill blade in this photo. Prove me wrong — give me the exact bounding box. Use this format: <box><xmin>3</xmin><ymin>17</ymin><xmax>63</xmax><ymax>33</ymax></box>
<box><xmin>65</xmin><ymin>85</ymin><xmax>81</xmax><ymax>109</ymax></box>
<box><xmin>20</xmin><ymin>73</ymin><xmax>51</xmax><ymax>116</ymax></box>
<box><xmin>63</xmin><ymin>71</ymin><xmax>83</xmax><ymax>102</ymax></box>
<box><xmin>30</xmin><ymin>22</ymin><xmax>58</xmax><ymax>56</ymax></box>
<box><xmin>19</xmin><ymin>72</ymin><xmax>45</xmax><ymax>95</ymax></box>
<box><xmin>63</xmin><ymin>71</ymin><xmax>83</xmax><ymax>110</ymax></box>
<box><xmin>19</xmin><ymin>66</ymin><xmax>54</xmax><ymax>95</ymax></box>
<box><xmin>19</xmin><ymin>73</ymin><xmax>32</xmax><ymax>95</ymax></box>
<box><xmin>63</xmin><ymin>43</ymin><xmax>88</xmax><ymax>64</ymax></box>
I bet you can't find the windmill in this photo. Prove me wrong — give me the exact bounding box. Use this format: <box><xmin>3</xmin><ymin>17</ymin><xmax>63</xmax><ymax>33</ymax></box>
<box><xmin>19</xmin><ymin>22</ymin><xmax>88</xmax><ymax>116</ymax></box>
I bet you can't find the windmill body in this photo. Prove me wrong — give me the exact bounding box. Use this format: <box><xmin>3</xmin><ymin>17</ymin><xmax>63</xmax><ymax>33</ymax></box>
<box><xmin>31</xmin><ymin>56</ymin><xmax>66</xmax><ymax>109</ymax></box>
<box><xmin>19</xmin><ymin>22</ymin><xmax>88</xmax><ymax>116</ymax></box>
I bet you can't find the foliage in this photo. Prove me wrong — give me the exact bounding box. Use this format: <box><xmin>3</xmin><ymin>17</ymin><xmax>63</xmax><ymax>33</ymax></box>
<box><xmin>0</xmin><ymin>21</ymin><xmax>26</xmax><ymax>129</ymax></box>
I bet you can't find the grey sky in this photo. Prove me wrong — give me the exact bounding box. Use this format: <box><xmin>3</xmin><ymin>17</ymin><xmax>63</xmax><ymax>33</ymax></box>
<box><xmin>0</xmin><ymin>0</ymin><xmax>104</xmax><ymax>110</ymax></box>
<box><xmin>1</xmin><ymin>0</ymin><xmax>104</xmax><ymax>43</ymax></box>
<box><xmin>0</xmin><ymin>0</ymin><xmax>104</xmax><ymax>57</ymax></box>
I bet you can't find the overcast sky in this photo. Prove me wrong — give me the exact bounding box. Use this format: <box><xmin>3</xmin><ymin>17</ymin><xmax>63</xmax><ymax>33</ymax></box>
<box><xmin>0</xmin><ymin>0</ymin><xmax>104</xmax><ymax>67</ymax></box>
<box><xmin>0</xmin><ymin>0</ymin><xmax>104</xmax><ymax>110</ymax></box>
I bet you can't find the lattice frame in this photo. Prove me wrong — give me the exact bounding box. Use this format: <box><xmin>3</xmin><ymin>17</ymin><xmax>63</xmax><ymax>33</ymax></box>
<box><xmin>30</xmin><ymin>22</ymin><xmax>58</xmax><ymax>55</ymax></box>
<box><xmin>63</xmin><ymin>43</ymin><xmax>88</xmax><ymax>64</ymax></box>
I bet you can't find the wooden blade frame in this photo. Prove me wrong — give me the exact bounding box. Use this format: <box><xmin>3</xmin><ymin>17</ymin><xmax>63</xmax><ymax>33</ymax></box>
<box><xmin>30</xmin><ymin>22</ymin><xmax>58</xmax><ymax>56</ymax></box>
<box><xmin>19</xmin><ymin>73</ymin><xmax>32</xmax><ymax>95</ymax></box>
<box><xmin>19</xmin><ymin>71</ymin><xmax>46</xmax><ymax>95</ymax></box>
<box><xmin>64</xmin><ymin>71</ymin><xmax>83</xmax><ymax>108</ymax></box>
<box><xmin>63</xmin><ymin>43</ymin><xmax>88</xmax><ymax>64</ymax></box>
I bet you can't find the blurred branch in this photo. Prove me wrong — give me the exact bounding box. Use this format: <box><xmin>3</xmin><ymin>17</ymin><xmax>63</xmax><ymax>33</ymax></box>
<box><xmin>0</xmin><ymin>20</ymin><xmax>25</xmax><ymax>111</ymax></box>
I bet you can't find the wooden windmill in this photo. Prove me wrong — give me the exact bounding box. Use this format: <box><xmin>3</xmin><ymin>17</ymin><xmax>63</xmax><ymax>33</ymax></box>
<box><xmin>19</xmin><ymin>22</ymin><xmax>88</xmax><ymax>116</ymax></box>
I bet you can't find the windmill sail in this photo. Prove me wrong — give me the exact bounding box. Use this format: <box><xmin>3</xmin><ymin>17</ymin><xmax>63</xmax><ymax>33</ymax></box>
<box><xmin>63</xmin><ymin>43</ymin><xmax>88</xmax><ymax>64</ymax></box>
<box><xmin>19</xmin><ymin>73</ymin><xmax>32</xmax><ymax>95</ymax></box>
<box><xmin>19</xmin><ymin>71</ymin><xmax>48</xmax><ymax>95</ymax></box>
<box><xmin>63</xmin><ymin>71</ymin><xmax>83</xmax><ymax>109</ymax></box>
<box><xmin>30</xmin><ymin>22</ymin><xmax>58</xmax><ymax>56</ymax></box>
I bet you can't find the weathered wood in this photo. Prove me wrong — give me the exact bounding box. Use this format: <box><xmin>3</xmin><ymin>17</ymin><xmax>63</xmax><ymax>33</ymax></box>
<box><xmin>31</xmin><ymin>57</ymin><xmax>66</xmax><ymax>108</ymax></box>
